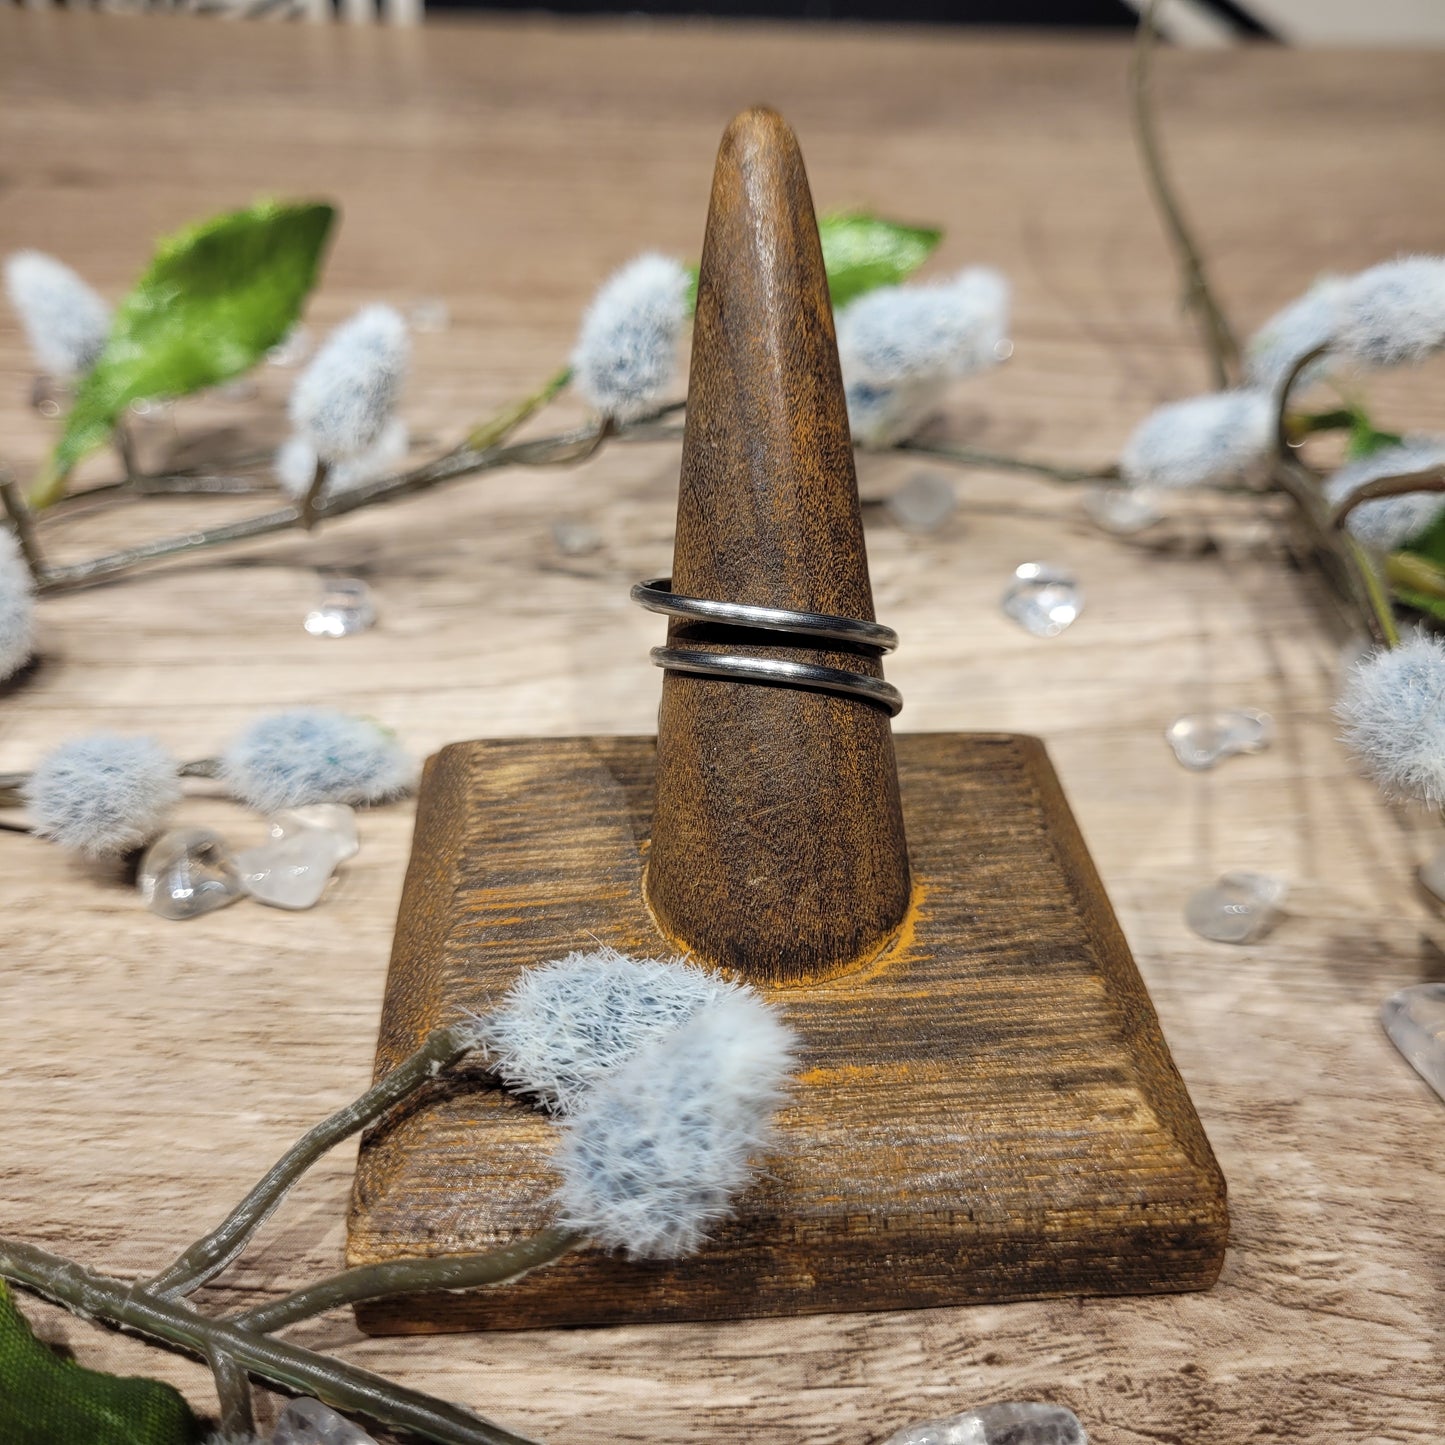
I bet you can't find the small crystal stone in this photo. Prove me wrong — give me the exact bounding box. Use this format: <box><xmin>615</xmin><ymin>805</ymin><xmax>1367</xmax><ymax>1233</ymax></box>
<box><xmin>1083</xmin><ymin>484</ymin><xmax>1161</xmax><ymax>536</ymax></box>
<box><xmin>883</xmin><ymin>1402</ymin><xmax>1087</xmax><ymax>1445</ymax></box>
<box><xmin>305</xmin><ymin>577</ymin><xmax>376</xmax><ymax>638</ymax></box>
<box><xmin>267</xmin><ymin>325</ymin><xmax>312</xmax><ymax>368</ymax></box>
<box><xmin>408</xmin><ymin>298</ymin><xmax>450</xmax><ymax>333</ymax></box>
<box><xmin>1165</xmin><ymin>709</ymin><xmax>1273</xmax><ymax>770</ymax></box>
<box><xmin>552</xmin><ymin>518</ymin><xmax>603</xmax><ymax>557</ymax></box>
<box><xmin>1001</xmin><ymin>563</ymin><xmax>1082</xmax><ymax>637</ymax></box>
<box><xmin>269</xmin><ymin>803</ymin><xmax>360</xmax><ymax>863</ymax></box>
<box><xmin>1185</xmin><ymin>870</ymin><xmax>1287</xmax><ymax>944</ymax></box>
<box><xmin>137</xmin><ymin>828</ymin><xmax>243</xmax><ymax>921</ymax></box>
<box><xmin>1380</xmin><ymin>983</ymin><xmax>1445</xmax><ymax>1103</ymax></box>
<box><xmin>236</xmin><ymin>830</ymin><xmax>341</xmax><ymax>911</ymax></box>
<box><xmin>886</xmin><ymin>472</ymin><xmax>957</xmax><ymax>534</ymax></box>
<box><xmin>272</xmin><ymin>1396</ymin><xmax>379</xmax><ymax>1445</ymax></box>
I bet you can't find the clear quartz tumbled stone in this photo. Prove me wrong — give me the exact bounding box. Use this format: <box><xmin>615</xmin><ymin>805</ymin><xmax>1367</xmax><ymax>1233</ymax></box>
<box><xmin>137</xmin><ymin>828</ymin><xmax>243</xmax><ymax>921</ymax></box>
<box><xmin>272</xmin><ymin>1396</ymin><xmax>379</xmax><ymax>1444</ymax></box>
<box><xmin>236</xmin><ymin>830</ymin><xmax>343</xmax><ymax>911</ymax></box>
<box><xmin>408</xmin><ymin>298</ymin><xmax>450</xmax><ymax>333</ymax></box>
<box><xmin>886</xmin><ymin>472</ymin><xmax>957</xmax><ymax>534</ymax></box>
<box><xmin>1001</xmin><ymin>562</ymin><xmax>1082</xmax><ymax>638</ymax></box>
<box><xmin>552</xmin><ymin>518</ymin><xmax>604</xmax><ymax>557</ymax></box>
<box><xmin>269</xmin><ymin>803</ymin><xmax>359</xmax><ymax>862</ymax></box>
<box><xmin>305</xmin><ymin>577</ymin><xmax>376</xmax><ymax>638</ymax></box>
<box><xmin>1380</xmin><ymin>983</ymin><xmax>1445</xmax><ymax>1104</ymax></box>
<box><xmin>1083</xmin><ymin>484</ymin><xmax>1161</xmax><ymax>536</ymax></box>
<box><xmin>882</xmin><ymin>1402</ymin><xmax>1087</xmax><ymax>1445</ymax></box>
<box><xmin>1185</xmin><ymin>870</ymin><xmax>1287</xmax><ymax>944</ymax></box>
<box><xmin>1165</xmin><ymin>709</ymin><xmax>1274</xmax><ymax>770</ymax></box>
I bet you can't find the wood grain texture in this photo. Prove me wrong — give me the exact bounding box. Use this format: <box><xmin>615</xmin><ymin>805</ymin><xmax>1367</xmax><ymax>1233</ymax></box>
<box><xmin>648</xmin><ymin>107</ymin><xmax>910</xmax><ymax>984</ymax></box>
<box><xmin>350</xmin><ymin>733</ymin><xmax>1226</xmax><ymax>1331</ymax></box>
<box><xmin>0</xmin><ymin>14</ymin><xmax>1441</xmax><ymax>1443</ymax></box>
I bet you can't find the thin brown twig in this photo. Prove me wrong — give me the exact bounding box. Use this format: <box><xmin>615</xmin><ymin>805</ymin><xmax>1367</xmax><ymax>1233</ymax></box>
<box><xmin>298</xmin><ymin>458</ymin><xmax>331</xmax><ymax>532</ymax></box>
<box><xmin>0</xmin><ymin>1237</ymin><xmax>538</xmax><ymax>1445</ymax></box>
<box><xmin>0</xmin><ymin>478</ymin><xmax>48</xmax><ymax>584</ymax></box>
<box><xmin>1129</xmin><ymin>0</ymin><xmax>1242</xmax><ymax>388</ymax></box>
<box><xmin>233</xmin><ymin>1226</ymin><xmax>582</xmax><ymax>1335</ymax></box>
<box><xmin>894</xmin><ymin>440</ymin><xmax>1119</xmax><ymax>484</ymax></box>
<box><xmin>1330</xmin><ymin>466</ymin><xmax>1445</xmax><ymax>529</ymax></box>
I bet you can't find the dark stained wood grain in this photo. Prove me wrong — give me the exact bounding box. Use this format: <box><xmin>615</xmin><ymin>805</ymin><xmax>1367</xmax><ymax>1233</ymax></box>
<box><xmin>646</xmin><ymin>108</ymin><xmax>911</xmax><ymax>986</ymax></box>
<box><xmin>348</xmin><ymin>733</ymin><xmax>1227</xmax><ymax>1333</ymax></box>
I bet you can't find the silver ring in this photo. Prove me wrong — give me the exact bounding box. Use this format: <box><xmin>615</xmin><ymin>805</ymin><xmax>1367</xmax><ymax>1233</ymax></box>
<box><xmin>631</xmin><ymin>577</ymin><xmax>898</xmax><ymax>653</ymax></box>
<box><xmin>650</xmin><ymin>647</ymin><xmax>904</xmax><ymax>717</ymax></box>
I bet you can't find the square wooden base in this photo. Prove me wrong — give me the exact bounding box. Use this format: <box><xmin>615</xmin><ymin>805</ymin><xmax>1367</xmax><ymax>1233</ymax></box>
<box><xmin>348</xmin><ymin>733</ymin><xmax>1227</xmax><ymax>1334</ymax></box>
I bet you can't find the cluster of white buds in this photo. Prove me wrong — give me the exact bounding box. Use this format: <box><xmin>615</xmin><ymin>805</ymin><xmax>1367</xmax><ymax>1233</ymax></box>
<box><xmin>836</xmin><ymin>267</ymin><xmax>1011</xmax><ymax>445</ymax></box>
<box><xmin>16</xmin><ymin>709</ymin><xmax>415</xmax><ymax>857</ymax></box>
<box><xmin>480</xmin><ymin>948</ymin><xmax>798</xmax><ymax>1259</ymax></box>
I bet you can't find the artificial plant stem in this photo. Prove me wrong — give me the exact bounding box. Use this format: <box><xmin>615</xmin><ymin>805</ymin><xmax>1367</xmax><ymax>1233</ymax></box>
<box><xmin>0</xmin><ymin>1237</ymin><xmax>538</xmax><ymax>1445</ymax></box>
<box><xmin>1129</xmin><ymin>0</ymin><xmax>1241</xmax><ymax>388</ymax></box>
<box><xmin>113</xmin><ymin>423</ymin><xmax>139</xmax><ymax>483</ymax></box>
<box><xmin>234</xmin><ymin>1226</ymin><xmax>582</xmax><ymax>1335</ymax></box>
<box><xmin>36</xmin><ymin>415</ymin><xmax>625</xmax><ymax>592</ymax></box>
<box><xmin>149</xmin><ymin>1021</ymin><xmax>481</xmax><ymax>1299</ymax></box>
<box><xmin>1329</xmin><ymin>466</ymin><xmax>1445</xmax><ymax>528</ymax></box>
<box><xmin>463</xmin><ymin>366</ymin><xmax>574</xmax><ymax>453</ymax></box>
<box><xmin>1274</xmin><ymin>453</ymin><xmax>1398</xmax><ymax>648</ymax></box>
<box><xmin>0</xmin><ymin>478</ymin><xmax>48</xmax><ymax>584</ymax></box>
<box><xmin>299</xmin><ymin>458</ymin><xmax>331</xmax><ymax>532</ymax></box>
<box><xmin>894</xmin><ymin>439</ymin><xmax>1119</xmax><ymax>484</ymax></box>
<box><xmin>207</xmin><ymin>1345</ymin><xmax>255</xmax><ymax>1439</ymax></box>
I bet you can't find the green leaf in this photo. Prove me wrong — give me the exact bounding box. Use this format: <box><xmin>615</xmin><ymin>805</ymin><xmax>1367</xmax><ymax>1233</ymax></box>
<box><xmin>1346</xmin><ymin>413</ymin><xmax>1404</xmax><ymax>461</ymax></box>
<box><xmin>0</xmin><ymin>1282</ymin><xmax>204</xmax><ymax>1445</ymax></box>
<box><xmin>816</xmin><ymin>211</ymin><xmax>943</xmax><ymax>309</ymax></box>
<box><xmin>679</xmin><ymin>211</ymin><xmax>943</xmax><ymax>318</ymax></box>
<box><xmin>37</xmin><ymin>198</ymin><xmax>336</xmax><ymax>506</ymax></box>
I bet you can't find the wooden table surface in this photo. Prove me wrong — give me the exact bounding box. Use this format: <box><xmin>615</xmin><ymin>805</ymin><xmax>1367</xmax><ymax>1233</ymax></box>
<box><xmin>1</xmin><ymin>13</ymin><xmax>1441</xmax><ymax>1444</ymax></box>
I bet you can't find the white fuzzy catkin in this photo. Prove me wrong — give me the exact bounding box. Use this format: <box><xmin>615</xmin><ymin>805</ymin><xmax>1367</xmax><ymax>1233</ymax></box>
<box><xmin>552</xmin><ymin>990</ymin><xmax>798</xmax><ymax>1259</ymax></box>
<box><xmin>24</xmin><ymin>734</ymin><xmax>181</xmax><ymax>856</ymax></box>
<box><xmin>1244</xmin><ymin>276</ymin><xmax>1345</xmax><ymax>392</ymax></box>
<box><xmin>844</xmin><ymin>376</ymin><xmax>951</xmax><ymax>448</ymax></box>
<box><xmin>0</xmin><ymin>530</ymin><xmax>36</xmax><ymax>682</ymax></box>
<box><xmin>1337</xmin><ymin>635</ymin><xmax>1445</xmax><ymax>806</ymax></box>
<box><xmin>288</xmin><ymin>305</ymin><xmax>410</xmax><ymax>462</ymax></box>
<box><xmin>837</xmin><ymin>267</ymin><xmax>1010</xmax><ymax>388</ymax></box>
<box><xmin>1323</xmin><ymin>436</ymin><xmax>1445</xmax><ymax>551</ymax></box>
<box><xmin>479</xmin><ymin>948</ymin><xmax>740</xmax><ymax>1114</ymax></box>
<box><xmin>570</xmin><ymin>254</ymin><xmax>690</xmax><ymax>422</ymax></box>
<box><xmin>1118</xmin><ymin>389</ymin><xmax>1275</xmax><ymax>491</ymax></box>
<box><xmin>3</xmin><ymin>251</ymin><xmax>111</xmax><ymax>377</ymax></box>
<box><xmin>1334</xmin><ymin>256</ymin><xmax>1445</xmax><ymax>370</ymax></box>
<box><xmin>221</xmin><ymin>708</ymin><xmax>416</xmax><ymax>814</ymax></box>
<box><xmin>274</xmin><ymin>417</ymin><xmax>409</xmax><ymax>501</ymax></box>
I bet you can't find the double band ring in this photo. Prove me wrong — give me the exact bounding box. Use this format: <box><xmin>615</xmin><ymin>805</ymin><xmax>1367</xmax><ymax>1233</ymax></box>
<box><xmin>631</xmin><ymin>577</ymin><xmax>903</xmax><ymax>716</ymax></box>
<box><xmin>630</xmin><ymin>577</ymin><xmax>898</xmax><ymax>652</ymax></box>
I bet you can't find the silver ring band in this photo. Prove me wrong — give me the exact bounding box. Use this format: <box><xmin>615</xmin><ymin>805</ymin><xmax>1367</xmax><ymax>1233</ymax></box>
<box><xmin>650</xmin><ymin>647</ymin><xmax>904</xmax><ymax>717</ymax></box>
<box><xmin>631</xmin><ymin>577</ymin><xmax>898</xmax><ymax>653</ymax></box>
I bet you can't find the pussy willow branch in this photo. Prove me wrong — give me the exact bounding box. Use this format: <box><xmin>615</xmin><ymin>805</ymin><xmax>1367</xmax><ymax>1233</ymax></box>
<box><xmin>1130</xmin><ymin>0</ymin><xmax>1242</xmax><ymax>388</ymax></box>
<box><xmin>1271</xmin><ymin>345</ymin><xmax>1400</xmax><ymax>648</ymax></box>
<box><xmin>151</xmin><ymin>1021</ymin><xmax>482</xmax><ymax>1297</ymax></box>
<box><xmin>1330</xmin><ymin>466</ymin><xmax>1445</xmax><ymax>527</ymax></box>
<box><xmin>233</xmin><ymin>1226</ymin><xmax>581</xmax><ymax>1335</ymax></box>
<box><xmin>31</xmin><ymin>416</ymin><xmax>623</xmax><ymax>593</ymax></box>
<box><xmin>895</xmin><ymin>439</ymin><xmax>1119</xmax><ymax>484</ymax></box>
<box><xmin>0</xmin><ymin>1238</ymin><xmax>538</xmax><ymax>1445</ymax></box>
<box><xmin>206</xmin><ymin>1344</ymin><xmax>256</xmax><ymax>1439</ymax></box>
<box><xmin>1</xmin><ymin>477</ymin><xmax>45</xmax><ymax>583</ymax></box>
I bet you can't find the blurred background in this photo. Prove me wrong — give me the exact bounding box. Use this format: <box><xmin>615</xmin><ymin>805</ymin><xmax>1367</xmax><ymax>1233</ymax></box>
<box><xmin>8</xmin><ymin>0</ymin><xmax>1445</xmax><ymax>45</ymax></box>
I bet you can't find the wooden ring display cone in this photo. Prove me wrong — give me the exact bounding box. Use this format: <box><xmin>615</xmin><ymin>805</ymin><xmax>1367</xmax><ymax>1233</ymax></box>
<box><xmin>347</xmin><ymin>108</ymin><xmax>1228</xmax><ymax>1334</ymax></box>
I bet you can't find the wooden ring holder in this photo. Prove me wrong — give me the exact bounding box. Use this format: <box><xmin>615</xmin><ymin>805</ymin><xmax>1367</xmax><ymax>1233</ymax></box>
<box><xmin>347</xmin><ymin>107</ymin><xmax>1228</xmax><ymax>1334</ymax></box>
